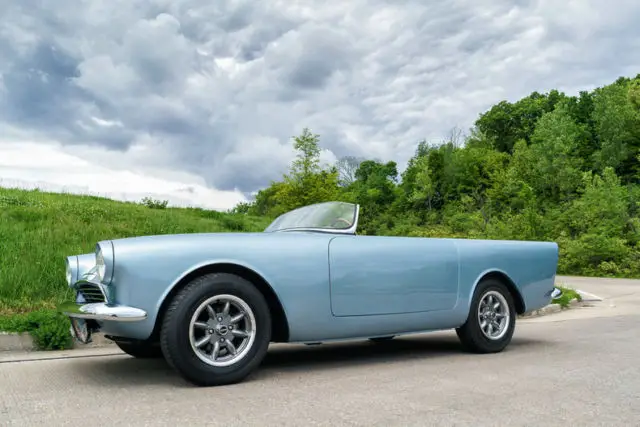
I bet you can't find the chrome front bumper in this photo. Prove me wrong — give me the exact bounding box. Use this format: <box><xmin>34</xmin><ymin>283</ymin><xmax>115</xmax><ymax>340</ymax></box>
<box><xmin>59</xmin><ymin>302</ymin><xmax>147</xmax><ymax>345</ymax></box>
<box><xmin>59</xmin><ymin>302</ymin><xmax>147</xmax><ymax>322</ymax></box>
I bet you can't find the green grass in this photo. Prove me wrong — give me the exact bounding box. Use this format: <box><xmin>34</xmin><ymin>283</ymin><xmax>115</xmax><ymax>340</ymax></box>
<box><xmin>552</xmin><ymin>285</ymin><xmax>583</xmax><ymax>308</ymax></box>
<box><xmin>0</xmin><ymin>187</ymin><xmax>271</xmax><ymax>315</ymax></box>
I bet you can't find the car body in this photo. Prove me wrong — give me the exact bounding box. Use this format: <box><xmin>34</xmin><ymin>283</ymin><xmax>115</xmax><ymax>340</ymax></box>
<box><xmin>59</xmin><ymin>201</ymin><xmax>560</xmax><ymax>386</ymax></box>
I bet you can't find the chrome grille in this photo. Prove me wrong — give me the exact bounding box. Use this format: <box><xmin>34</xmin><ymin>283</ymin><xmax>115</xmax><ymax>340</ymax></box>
<box><xmin>76</xmin><ymin>282</ymin><xmax>106</xmax><ymax>303</ymax></box>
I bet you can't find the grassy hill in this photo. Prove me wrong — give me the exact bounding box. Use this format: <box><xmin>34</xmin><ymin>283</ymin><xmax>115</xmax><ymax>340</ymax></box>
<box><xmin>0</xmin><ymin>186</ymin><xmax>271</xmax><ymax>316</ymax></box>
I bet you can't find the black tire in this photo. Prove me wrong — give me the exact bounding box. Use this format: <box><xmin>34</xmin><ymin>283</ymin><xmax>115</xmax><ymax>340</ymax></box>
<box><xmin>369</xmin><ymin>336</ymin><xmax>395</xmax><ymax>343</ymax></box>
<box><xmin>115</xmin><ymin>341</ymin><xmax>164</xmax><ymax>359</ymax></box>
<box><xmin>456</xmin><ymin>278</ymin><xmax>516</xmax><ymax>353</ymax></box>
<box><xmin>160</xmin><ymin>273</ymin><xmax>272</xmax><ymax>387</ymax></box>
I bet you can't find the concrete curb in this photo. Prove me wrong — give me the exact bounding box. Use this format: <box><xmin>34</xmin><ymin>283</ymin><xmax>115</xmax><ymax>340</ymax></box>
<box><xmin>0</xmin><ymin>332</ymin><xmax>37</xmax><ymax>352</ymax></box>
<box><xmin>519</xmin><ymin>299</ymin><xmax>585</xmax><ymax>319</ymax></box>
<box><xmin>0</xmin><ymin>331</ymin><xmax>116</xmax><ymax>353</ymax></box>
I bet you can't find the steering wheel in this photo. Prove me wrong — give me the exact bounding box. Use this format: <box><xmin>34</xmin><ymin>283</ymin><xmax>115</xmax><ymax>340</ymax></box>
<box><xmin>330</xmin><ymin>217</ymin><xmax>352</xmax><ymax>228</ymax></box>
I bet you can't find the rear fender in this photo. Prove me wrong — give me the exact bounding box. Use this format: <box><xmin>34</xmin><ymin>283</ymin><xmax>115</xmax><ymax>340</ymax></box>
<box><xmin>467</xmin><ymin>269</ymin><xmax>526</xmax><ymax>314</ymax></box>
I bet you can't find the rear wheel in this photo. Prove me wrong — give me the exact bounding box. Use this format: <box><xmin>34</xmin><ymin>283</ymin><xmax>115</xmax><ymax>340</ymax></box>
<box><xmin>456</xmin><ymin>278</ymin><xmax>516</xmax><ymax>353</ymax></box>
<box><xmin>160</xmin><ymin>273</ymin><xmax>272</xmax><ymax>386</ymax></box>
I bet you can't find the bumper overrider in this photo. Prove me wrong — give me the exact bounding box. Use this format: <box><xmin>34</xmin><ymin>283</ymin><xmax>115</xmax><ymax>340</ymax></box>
<box><xmin>58</xmin><ymin>243</ymin><xmax>147</xmax><ymax>345</ymax></box>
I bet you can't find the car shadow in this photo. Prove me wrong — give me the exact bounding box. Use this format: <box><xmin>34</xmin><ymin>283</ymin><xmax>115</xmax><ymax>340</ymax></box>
<box><xmin>75</xmin><ymin>332</ymin><xmax>549</xmax><ymax>388</ymax></box>
<box><xmin>263</xmin><ymin>335</ymin><xmax>465</xmax><ymax>370</ymax></box>
<box><xmin>255</xmin><ymin>333</ymin><xmax>545</xmax><ymax>376</ymax></box>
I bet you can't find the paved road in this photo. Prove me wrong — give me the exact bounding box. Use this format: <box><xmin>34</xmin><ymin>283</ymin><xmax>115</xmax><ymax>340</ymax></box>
<box><xmin>1</xmin><ymin>277</ymin><xmax>639</xmax><ymax>426</ymax></box>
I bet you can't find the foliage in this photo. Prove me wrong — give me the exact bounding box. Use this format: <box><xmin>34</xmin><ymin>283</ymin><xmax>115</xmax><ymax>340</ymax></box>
<box><xmin>475</xmin><ymin>90</ymin><xmax>567</xmax><ymax>153</ymax></box>
<box><xmin>141</xmin><ymin>197</ymin><xmax>169</xmax><ymax>209</ymax></box>
<box><xmin>0</xmin><ymin>309</ymin><xmax>74</xmax><ymax>350</ymax></box>
<box><xmin>552</xmin><ymin>286</ymin><xmax>583</xmax><ymax>308</ymax></box>
<box><xmin>239</xmin><ymin>74</ymin><xmax>640</xmax><ymax>279</ymax></box>
<box><xmin>591</xmin><ymin>78</ymin><xmax>640</xmax><ymax>178</ymax></box>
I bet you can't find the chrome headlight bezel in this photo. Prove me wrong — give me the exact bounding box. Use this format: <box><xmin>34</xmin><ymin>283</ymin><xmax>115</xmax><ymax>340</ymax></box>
<box><xmin>66</xmin><ymin>265</ymin><xmax>73</xmax><ymax>285</ymax></box>
<box><xmin>94</xmin><ymin>241</ymin><xmax>114</xmax><ymax>284</ymax></box>
<box><xmin>95</xmin><ymin>247</ymin><xmax>106</xmax><ymax>281</ymax></box>
<box><xmin>65</xmin><ymin>256</ymin><xmax>78</xmax><ymax>286</ymax></box>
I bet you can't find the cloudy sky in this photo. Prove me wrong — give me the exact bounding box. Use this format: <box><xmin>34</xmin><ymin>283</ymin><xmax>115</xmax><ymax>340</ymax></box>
<box><xmin>1</xmin><ymin>0</ymin><xmax>639</xmax><ymax>210</ymax></box>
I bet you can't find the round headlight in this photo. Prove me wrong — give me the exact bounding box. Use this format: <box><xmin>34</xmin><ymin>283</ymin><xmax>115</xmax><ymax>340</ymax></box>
<box><xmin>96</xmin><ymin>248</ymin><xmax>106</xmax><ymax>281</ymax></box>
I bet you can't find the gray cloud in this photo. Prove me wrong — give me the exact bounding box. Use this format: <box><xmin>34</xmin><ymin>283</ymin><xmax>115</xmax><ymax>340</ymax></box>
<box><xmin>1</xmin><ymin>0</ymin><xmax>640</xmax><ymax>195</ymax></box>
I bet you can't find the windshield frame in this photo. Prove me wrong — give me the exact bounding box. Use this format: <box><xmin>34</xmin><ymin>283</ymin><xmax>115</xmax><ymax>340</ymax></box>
<box><xmin>264</xmin><ymin>201</ymin><xmax>360</xmax><ymax>235</ymax></box>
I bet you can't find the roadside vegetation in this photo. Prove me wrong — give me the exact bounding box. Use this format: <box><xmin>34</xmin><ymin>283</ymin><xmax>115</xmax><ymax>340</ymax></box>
<box><xmin>1</xmin><ymin>73</ymin><xmax>638</xmax><ymax>349</ymax></box>
<box><xmin>551</xmin><ymin>286</ymin><xmax>583</xmax><ymax>308</ymax></box>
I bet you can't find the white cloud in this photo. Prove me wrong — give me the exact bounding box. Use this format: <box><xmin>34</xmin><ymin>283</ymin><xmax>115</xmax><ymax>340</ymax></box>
<box><xmin>0</xmin><ymin>140</ymin><xmax>246</xmax><ymax>210</ymax></box>
<box><xmin>0</xmin><ymin>0</ymin><xmax>639</xmax><ymax>201</ymax></box>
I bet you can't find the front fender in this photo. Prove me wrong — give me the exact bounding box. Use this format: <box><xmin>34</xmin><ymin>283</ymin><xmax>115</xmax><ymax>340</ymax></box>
<box><xmin>155</xmin><ymin>258</ymin><xmax>280</xmax><ymax>314</ymax></box>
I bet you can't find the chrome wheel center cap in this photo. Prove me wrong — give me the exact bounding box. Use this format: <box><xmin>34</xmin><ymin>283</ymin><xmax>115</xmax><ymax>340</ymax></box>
<box><xmin>216</xmin><ymin>324</ymin><xmax>229</xmax><ymax>335</ymax></box>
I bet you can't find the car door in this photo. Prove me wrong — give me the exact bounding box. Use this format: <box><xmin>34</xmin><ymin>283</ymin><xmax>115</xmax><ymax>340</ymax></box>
<box><xmin>328</xmin><ymin>234</ymin><xmax>459</xmax><ymax>317</ymax></box>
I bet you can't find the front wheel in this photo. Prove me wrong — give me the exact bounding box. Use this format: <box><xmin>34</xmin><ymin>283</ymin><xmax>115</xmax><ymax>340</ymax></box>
<box><xmin>456</xmin><ymin>278</ymin><xmax>516</xmax><ymax>353</ymax></box>
<box><xmin>160</xmin><ymin>273</ymin><xmax>272</xmax><ymax>386</ymax></box>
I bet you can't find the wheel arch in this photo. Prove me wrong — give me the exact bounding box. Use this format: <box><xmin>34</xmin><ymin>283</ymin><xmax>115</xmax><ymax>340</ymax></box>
<box><xmin>471</xmin><ymin>270</ymin><xmax>526</xmax><ymax>315</ymax></box>
<box><xmin>149</xmin><ymin>262</ymin><xmax>290</xmax><ymax>343</ymax></box>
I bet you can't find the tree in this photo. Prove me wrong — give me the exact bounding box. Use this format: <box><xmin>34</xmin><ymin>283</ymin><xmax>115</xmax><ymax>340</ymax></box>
<box><xmin>527</xmin><ymin>103</ymin><xmax>588</xmax><ymax>203</ymax></box>
<box><xmin>349</xmin><ymin>160</ymin><xmax>399</xmax><ymax>234</ymax></box>
<box><xmin>336</xmin><ymin>155</ymin><xmax>364</xmax><ymax>187</ymax></box>
<box><xmin>273</xmin><ymin>128</ymin><xmax>340</xmax><ymax>212</ymax></box>
<box><xmin>591</xmin><ymin>79</ymin><xmax>640</xmax><ymax>180</ymax></box>
<box><xmin>239</xmin><ymin>128</ymin><xmax>339</xmax><ymax>217</ymax></box>
<box><xmin>288</xmin><ymin>127</ymin><xmax>322</xmax><ymax>182</ymax></box>
<box><xmin>475</xmin><ymin>90</ymin><xmax>567</xmax><ymax>153</ymax></box>
<box><xmin>629</xmin><ymin>77</ymin><xmax>640</xmax><ymax>111</ymax></box>
<box><xmin>446</xmin><ymin>126</ymin><xmax>465</xmax><ymax>148</ymax></box>
<box><xmin>407</xmin><ymin>155</ymin><xmax>436</xmax><ymax>211</ymax></box>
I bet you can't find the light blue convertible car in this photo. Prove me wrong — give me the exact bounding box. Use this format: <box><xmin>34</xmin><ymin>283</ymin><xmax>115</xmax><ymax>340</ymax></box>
<box><xmin>59</xmin><ymin>201</ymin><xmax>560</xmax><ymax>386</ymax></box>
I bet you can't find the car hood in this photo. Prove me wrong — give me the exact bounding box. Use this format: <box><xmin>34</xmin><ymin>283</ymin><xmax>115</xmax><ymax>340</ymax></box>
<box><xmin>105</xmin><ymin>230</ymin><xmax>337</xmax><ymax>255</ymax></box>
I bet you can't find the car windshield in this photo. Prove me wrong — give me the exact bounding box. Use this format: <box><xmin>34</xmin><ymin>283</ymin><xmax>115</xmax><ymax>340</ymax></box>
<box><xmin>264</xmin><ymin>201</ymin><xmax>358</xmax><ymax>233</ymax></box>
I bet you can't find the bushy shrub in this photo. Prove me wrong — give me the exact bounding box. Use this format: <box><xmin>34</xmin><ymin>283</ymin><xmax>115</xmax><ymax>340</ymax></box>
<box><xmin>141</xmin><ymin>197</ymin><xmax>168</xmax><ymax>209</ymax></box>
<box><xmin>0</xmin><ymin>310</ymin><xmax>73</xmax><ymax>350</ymax></box>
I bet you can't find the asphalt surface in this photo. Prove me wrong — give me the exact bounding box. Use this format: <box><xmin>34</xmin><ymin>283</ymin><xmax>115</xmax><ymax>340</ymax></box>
<box><xmin>1</xmin><ymin>276</ymin><xmax>639</xmax><ymax>426</ymax></box>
